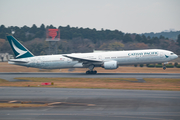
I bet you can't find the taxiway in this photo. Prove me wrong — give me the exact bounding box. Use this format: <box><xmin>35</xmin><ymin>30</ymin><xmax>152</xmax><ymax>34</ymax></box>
<box><xmin>0</xmin><ymin>73</ymin><xmax>180</xmax><ymax>81</ymax></box>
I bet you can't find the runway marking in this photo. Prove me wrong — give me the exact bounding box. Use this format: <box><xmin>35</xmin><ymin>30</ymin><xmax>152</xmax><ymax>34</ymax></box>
<box><xmin>1</xmin><ymin>100</ymin><xmax>96</xmax><ymax>107</ymax></box>
<box><xmin>47</xmin><ymin>102</ymin><xmax>96</xmax><ymax>106</ymax></box>
<box><xmin>48</xmin><ymin>102</ymin><xmax>62</xmax><ymax>105</ymax></box>
<box><xmin>8</xmin><ymin>100</ymin><xmax>17</xmax><ymax>103</ymax></box>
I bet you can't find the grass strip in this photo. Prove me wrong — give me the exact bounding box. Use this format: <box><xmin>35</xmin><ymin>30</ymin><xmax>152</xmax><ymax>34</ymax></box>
<box><xmin>0</xmin><ymin>78</ymin><xmax>180</xmax><ymax>91</ymax></box>
<box><xmin>0</xmin><ymin>79</ymin><xmax>8</xmax><ymax>83</ymax></box>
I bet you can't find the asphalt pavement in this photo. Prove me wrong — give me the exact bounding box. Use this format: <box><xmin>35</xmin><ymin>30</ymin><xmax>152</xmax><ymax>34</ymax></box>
<box><xmin>0</xmin><ymin>73</ymin><xmax>180</xmax><ymax>82</ymax></box>
<box><xmin>0</xmin><ymin>87</ymin><xmax>180</xmax><ymax>120</ymax></box>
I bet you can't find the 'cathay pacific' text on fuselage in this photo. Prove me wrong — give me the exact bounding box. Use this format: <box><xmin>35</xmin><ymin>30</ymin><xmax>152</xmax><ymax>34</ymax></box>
<box><xmin>128</xmin><ymin>52</ymin><xmax>158</xmax><ymax>56</ymax></box>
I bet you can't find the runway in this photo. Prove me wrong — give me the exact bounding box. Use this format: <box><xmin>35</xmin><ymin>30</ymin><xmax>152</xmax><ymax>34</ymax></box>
<box><xmin>0</xmin><ymin>72</ymin><xmax>180</xmax><ymax>81</ymax></box>
<box><xmin>0</xmin><ymin>73</ymin><xmax>180</xmax><ymax>119</ymax></box>
<box><xmin>0</xmin><ymin>87</ymin><xmax>180</xmax><ymax>120</ymax></box>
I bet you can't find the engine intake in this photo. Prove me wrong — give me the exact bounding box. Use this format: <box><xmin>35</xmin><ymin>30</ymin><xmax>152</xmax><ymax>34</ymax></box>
<box><xmin>103</xmin><ymin>61</ymin><xmax>118</xmax><ymax>69</ymax></box>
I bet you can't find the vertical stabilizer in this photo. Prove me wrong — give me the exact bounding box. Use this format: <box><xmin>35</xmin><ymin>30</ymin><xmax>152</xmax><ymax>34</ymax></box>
<box><xmin>7</xmin><ymin>36</ymin><xmax>34</xmax><ymax>59</ymax></box>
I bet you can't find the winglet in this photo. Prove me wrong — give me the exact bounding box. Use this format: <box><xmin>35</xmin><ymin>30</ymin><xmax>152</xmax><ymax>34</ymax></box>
<box><xmin>7</xmin><ymin>36</ymin><xmax>34</xmax><ymax>59</ymax></box>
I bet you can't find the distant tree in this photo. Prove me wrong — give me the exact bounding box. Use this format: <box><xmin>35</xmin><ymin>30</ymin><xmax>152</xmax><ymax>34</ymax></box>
<box><xmin>159</xmin><ymin>40</ymin><xmax>170</xmax><ymax>48</ymax></box>
<box><xmin>148</xmin><ymin>37</ymin><xmax>160</xmax><ymax>44</ymax></box>
<box><xmin>142</xmin><ymin>35</ymin><xmax>147</xmax><ymax>43</ymax></box>
<box><xmin>31</xmin><ymin>24</ymin><xmax>37</xmax><ymax>29</ymax></box>
<box><xmin>40</xmin><ymin>24</ymin><xmax>45</xmax><ymax>30</ymax></box>
<box><xmin>66</xmin><ymin>25</ymin><xmax>70</xmax><ymax>28</ymax></box>
<box><xmin>0</xmin><ymin>39</ymin><xmax>6</xmax><ymax>51</ymax></box>
<box><xmin>123</xmin><ymin>34</ymin><xmax>132</xmax><ymax>43</ymax></box>
<box><xmin>46</xmin><ymin>24</ymin><xmax>56</xmax><ymax>29</ymax></box>
<box><xmin>159</xmin><ymin>35</ymin><xmax>165</xmax><ymax>39</ymax></box>
<box><xmin>0</xmin><ymin>25</ymin><xmax>5</xmax><ymax>30</ymax></box>
<box><xmin>135</xmin><ymin>34</ymin><xmax>142</xmax><ymax>42</ymax></box>
<box><xmin>0</xmin><ymin>25</ymin><xmax>11</xmax><ymax>39</ymax></box>
<box><xmin>128</xmin><ymin>43</ymin><xmax>148</xmax><ymax>49</ymax></box>
<box><xmin>177</xmin><ymin>34</ymin><xmax>180</xmax><ymax>46</ymax></box>
<box><xmin>21</xmin><ymin>25</ymin><xmax>29</xmax><ymax>31</ymax></box>
<box><xmin>147</xmin><ymin>36</ymin><xmax>151</xmax><ymax>39</ymax></box>
<box><xmin>29</xmin><ymin>24</ymin><xmax>37</xmax><ymax>34</ymax></box>
<box><xmin>99</xmin><ymin>41</ymin><xmax>124</xmax><ymax>50</ymax></box>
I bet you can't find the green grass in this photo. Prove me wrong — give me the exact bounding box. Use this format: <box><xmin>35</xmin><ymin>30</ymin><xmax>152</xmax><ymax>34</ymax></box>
<box><xmin>144</xmin><ymin>78</ymin><xmax>180</xmax><ymax>83</ymax></box>
<box><xmin>0</xmin><ymin>77</ymin><xmax>180</xmax><ymax>91</ymax></box>
<box><xmin>0</xmin><ymin>78</ymin><xmax>8</xmax><ymax>83</ymax></box>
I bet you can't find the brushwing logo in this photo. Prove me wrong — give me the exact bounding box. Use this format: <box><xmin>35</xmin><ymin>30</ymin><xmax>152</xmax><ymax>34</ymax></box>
<box><xmin>11</xmin><ymin>40</ymin><xmax>27</xmax><ymax>58</ymax></box>
<box><xmin>165</xmin><ymin>55</ymin><xmax>169</xmax><ymax>58</ymax></box>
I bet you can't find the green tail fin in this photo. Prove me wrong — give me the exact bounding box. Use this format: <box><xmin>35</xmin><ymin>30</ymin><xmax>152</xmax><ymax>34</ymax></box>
<box><xmin>7</xmin><ymin>36</ymin><xmax>34</xmax><ymax>59</ymax></box>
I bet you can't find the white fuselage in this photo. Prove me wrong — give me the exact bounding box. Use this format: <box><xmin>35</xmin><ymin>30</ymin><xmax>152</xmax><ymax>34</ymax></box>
<box><xmin>9</xmin><ymin>49</ymin><xmax>178</xmax><ymax>69</ymax></box>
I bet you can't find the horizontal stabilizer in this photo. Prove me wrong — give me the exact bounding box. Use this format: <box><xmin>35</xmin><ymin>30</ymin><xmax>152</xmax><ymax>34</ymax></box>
<box><xmin>8</xmin><ymin>59</ymin><xmax>29</xmax><ymax>63</ymax></box>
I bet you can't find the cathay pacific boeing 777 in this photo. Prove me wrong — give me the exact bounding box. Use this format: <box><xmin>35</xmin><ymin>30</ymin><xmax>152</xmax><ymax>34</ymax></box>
<box><xmin>7</xmin><ymin>36</ymin><xmax>178</xmax><ymax>74</ymax></box>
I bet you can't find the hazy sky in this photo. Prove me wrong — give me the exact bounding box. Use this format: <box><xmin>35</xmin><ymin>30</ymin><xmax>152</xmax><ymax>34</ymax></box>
<box><xmin>0</xmin><ymin>0</ymin><xmax>180</xmax><ymax>33</ymax></box>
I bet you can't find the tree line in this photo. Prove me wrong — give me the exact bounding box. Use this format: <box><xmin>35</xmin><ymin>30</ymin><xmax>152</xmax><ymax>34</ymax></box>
<box><xmin>0</xmin><ymin>24</ymin><xmax>180</xmax><ymax>56</ymax></box>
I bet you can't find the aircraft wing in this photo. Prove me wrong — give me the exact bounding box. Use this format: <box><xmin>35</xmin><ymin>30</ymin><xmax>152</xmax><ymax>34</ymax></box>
<box><xmin>63</xmin><ymin>55</ymin><xmax>103</xmax><ymax>63</ymax></box>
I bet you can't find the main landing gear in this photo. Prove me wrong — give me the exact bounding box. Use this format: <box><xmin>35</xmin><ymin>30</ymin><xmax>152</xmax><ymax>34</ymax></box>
<box><xmin>86</xmin><ymin>70</ymin><xmax>97</xmax><ymax>74</ymax></box>
<box><xmin>86</xmin><ymin>65</ymin><xmax>97</xmax><ymax>74</ymax></box>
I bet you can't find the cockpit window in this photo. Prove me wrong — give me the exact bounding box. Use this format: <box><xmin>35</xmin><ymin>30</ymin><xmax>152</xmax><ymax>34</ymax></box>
<box><xmin>170</xmin><ymin>53</ymin><xmax>174</xmax><ymax>55</ymax></box>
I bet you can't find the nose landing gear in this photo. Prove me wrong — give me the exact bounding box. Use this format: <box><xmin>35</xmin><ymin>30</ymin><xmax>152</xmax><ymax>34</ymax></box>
<box><xmin>163</xmin><ymin>66</ymin><xmax>166</xmax><ymax>70</ymax></box>
<box><xmin>163</xmin><ymin>62</ymin><xmax>168</xmax><ymax>70</ymax></box>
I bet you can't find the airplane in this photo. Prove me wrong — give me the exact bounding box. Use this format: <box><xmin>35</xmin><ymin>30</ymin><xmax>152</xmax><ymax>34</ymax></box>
<box><xmin>7</xmin><ymin>35</ymin><xmax>178</xmax><ymax>74</ymax></box>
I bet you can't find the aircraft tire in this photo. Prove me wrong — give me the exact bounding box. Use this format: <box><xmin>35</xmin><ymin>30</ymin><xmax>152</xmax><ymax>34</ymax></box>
<box><xmin>86</xmin><ymin>70</ymin><xmax>97</xmax><ymax>74</ymax></box>
<box><xmin>93</xmin><ymin>70</ymin><xmax>97</xmax><ymax>74</ymax></box>
<box><xmin>163</xmin><ymin>66</ymin><xmax>166</xmax><ymax>70</ymax></box>
<box><xmin>86</xmin><ymin>71</ymin><xmax>90</xmax><ymax>74</ymax></box>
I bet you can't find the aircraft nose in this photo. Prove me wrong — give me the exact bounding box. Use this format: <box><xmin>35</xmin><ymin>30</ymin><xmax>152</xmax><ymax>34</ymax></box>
<box><xmin>174</xmin><ymin>54</ymin><xmax>178</xmax><ymax>59</ymax></box>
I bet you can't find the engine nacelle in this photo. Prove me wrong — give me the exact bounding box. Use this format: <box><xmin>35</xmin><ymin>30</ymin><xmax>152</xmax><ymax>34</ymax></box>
<box><xmin>103</xmin><ymin>61</ymin><xmax>118</xmax><ymax>69</ymax></box>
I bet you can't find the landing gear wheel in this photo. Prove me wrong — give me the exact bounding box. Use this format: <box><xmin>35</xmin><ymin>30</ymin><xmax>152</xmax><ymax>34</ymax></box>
<box><xmin>163</xmin><ymin>66</ymin><xmax>166</xmax><ymax>70</ymax></box>
<box><xmin>86</xmin><ymin>71</ymin><xmax>90</xmax><ymax>74</ymax></box>
<box><xmin>86</xmin><ymin>70</ymin><xmax>97</xmax><ymax>74</ymax></box>
<box><xmin>93</xmin><ymin>70</ymin><xmax>97</xmax><ymax>74</ymax></box>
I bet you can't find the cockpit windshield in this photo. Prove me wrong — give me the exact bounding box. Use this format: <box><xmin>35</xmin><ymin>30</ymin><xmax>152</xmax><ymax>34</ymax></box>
<box><xmin>170</xmin><ymin>53</ymin><xmax>174</xmax><ymax>55</ymax></box>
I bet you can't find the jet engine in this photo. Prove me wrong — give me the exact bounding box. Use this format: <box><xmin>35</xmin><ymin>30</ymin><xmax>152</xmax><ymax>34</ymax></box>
<box><xmin>103</xmin><ymin>61</ymin><xmax>118</xmax><ymax>69</ymax></box>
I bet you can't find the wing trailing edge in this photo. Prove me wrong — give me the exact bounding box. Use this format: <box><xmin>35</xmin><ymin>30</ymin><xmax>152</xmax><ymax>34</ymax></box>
<box><xmin>63</xmin><ymin>55</ymin><xmax>103</xmax><ymax>63</ymax></box>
